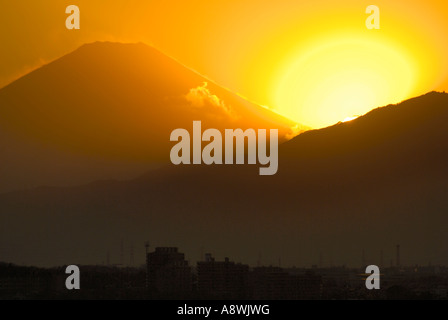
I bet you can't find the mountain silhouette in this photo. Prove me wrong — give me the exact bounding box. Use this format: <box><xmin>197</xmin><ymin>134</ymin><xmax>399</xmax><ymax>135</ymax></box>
<box><xmin>0</xmin><ymin>42</ymin><xmax>297</xmax><ymax>193</ymax></box>
<box><xmin>1</xmin><ymin>92</ymin><xmax>447</xmax><ymax>267</ymax></box>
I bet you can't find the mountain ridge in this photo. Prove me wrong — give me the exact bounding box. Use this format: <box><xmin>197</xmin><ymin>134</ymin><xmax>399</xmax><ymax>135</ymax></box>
<box><xmin>1</xmin><ymin>91</ymin><xmax>448</xmax><ymax>267</ymax></box>
<box><xmin>0</xmin><ymin>41</ymin><xmax>298</xmax><ymax>193</ymax></box>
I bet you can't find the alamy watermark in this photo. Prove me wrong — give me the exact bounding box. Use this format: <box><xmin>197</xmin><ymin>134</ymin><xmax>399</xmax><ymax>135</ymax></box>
<box><xmin>170</xmin><ymin>121</ymin><xmax>279</xmax><ymax>175</ymax></box>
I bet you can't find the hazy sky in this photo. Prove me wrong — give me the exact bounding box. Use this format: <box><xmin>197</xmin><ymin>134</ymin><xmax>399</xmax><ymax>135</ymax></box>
<box><xmin>1</xmin><ymin>0</ymin><xmax>448</xmax><ymax>127</ymax></box>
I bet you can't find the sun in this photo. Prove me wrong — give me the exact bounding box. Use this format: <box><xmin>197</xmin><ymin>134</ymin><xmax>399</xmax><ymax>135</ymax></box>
<box><xmin>342</xmin><ymin>116</ymin><xmax>359</xmax><ymax>123</ymax></box>
<box><xmin>273</xmin><ymin>35</ymin><xmax>416</xmax><ymax>128</ymax></box>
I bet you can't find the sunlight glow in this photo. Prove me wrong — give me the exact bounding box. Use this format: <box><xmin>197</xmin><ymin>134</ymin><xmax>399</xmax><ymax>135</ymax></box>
<box><xmin>274</xmin><ymin>36</ymin><xmax>416</xmax><ymax>128</ymax></box>
<box><xmin>342</xmin><ymin>116</ymin><xmax>359</xmax><ymax>123</ymax></box>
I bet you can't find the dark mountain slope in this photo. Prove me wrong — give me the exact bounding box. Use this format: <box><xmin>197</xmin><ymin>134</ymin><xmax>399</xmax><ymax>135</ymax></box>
<box><xmin>0</xmin><ymin>42</ymin><xmax>297</xmax><ymax>193</ymax></box>
<box><xmin>1</xmin><ymin>91</ymin><xmax>447</xmax><ymax>267</ymax></box>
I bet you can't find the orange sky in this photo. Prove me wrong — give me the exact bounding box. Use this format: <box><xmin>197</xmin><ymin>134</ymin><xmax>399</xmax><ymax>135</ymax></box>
<box><xmin>1</xmin><ymin>0</ymin><xmax>448</xmax><ymax>128</ymax></box>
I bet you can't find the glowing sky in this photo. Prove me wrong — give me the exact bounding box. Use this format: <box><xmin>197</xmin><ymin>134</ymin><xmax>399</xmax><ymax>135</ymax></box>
<box><xmin>1</xmin><ymin>0</ymin><xmax>448</xmax><ymax>128</ymax></box>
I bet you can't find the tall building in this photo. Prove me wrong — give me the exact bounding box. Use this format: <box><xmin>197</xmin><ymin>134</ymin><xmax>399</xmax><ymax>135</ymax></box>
<box><xmin>146</xmin><ymin>247</ymin><xmax>192</xmax><ymax>294</ymax></box>
<box><xmin>197</xmin><ymin>254</ymin><xmax>249</xmax><ymax>299</ymax></box>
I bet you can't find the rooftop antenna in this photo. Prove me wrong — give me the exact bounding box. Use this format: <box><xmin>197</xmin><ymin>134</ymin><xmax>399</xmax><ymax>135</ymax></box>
<box><xmin>362</xmin><ymin>249</ymin><xmax>366</xmax><ymax>268</ymax></box>
<box><xmin>144</xmin><ymin>241</ymin><xmax>150</xmax><ymax>289</ymax></box>
<box><xmin>380</xmin><ymin>250</ymin><xmax>384</xmax><ymax>268</ymax></box>
<box><xmin>130</xmin><ymin>242</ymin><xmax>134</xmax><ymax>267</ymax></box>
<box><xmin>145</xmin><ymin>241</ymin><xmax>150</xmax><ymax>255</ymax></box>
<box><xmin>120</xmin><ymin>239</ymin><xmax>124</xmax><ymax>267</ymax></box>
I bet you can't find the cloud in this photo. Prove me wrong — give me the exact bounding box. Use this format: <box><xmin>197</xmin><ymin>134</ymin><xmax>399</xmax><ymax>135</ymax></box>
<box><xmin>185</xmin><ymin>82</ymin><xmax>233</xmax><ymax>116</ymax></box>
<box><xmin>285</xmin><ymin>123</ymin><xmax>309</xmax><ymax>140</ymax></box>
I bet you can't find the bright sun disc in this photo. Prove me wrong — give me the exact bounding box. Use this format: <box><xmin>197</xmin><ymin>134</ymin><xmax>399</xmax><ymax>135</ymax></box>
<box><xmin>274</xmin><ymin>36</ymin><xmax>416</xmax><ymax>128</ymax></box>
<box><xmin>342</xmin><ymin>116</ymin><xmax>359</xmax><ymax>123</ymax></box>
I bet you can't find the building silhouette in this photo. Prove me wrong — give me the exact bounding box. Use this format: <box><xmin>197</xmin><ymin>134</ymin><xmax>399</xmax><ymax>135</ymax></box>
<box><xmin>197</xmin><ymin>254</ymin><xmax>249</xmax><ymax>299</ymax></box>
<box><xmin>146</xmin><ymin>247</ymin><xmax>192</xmax><ymax>294</ymax></box>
